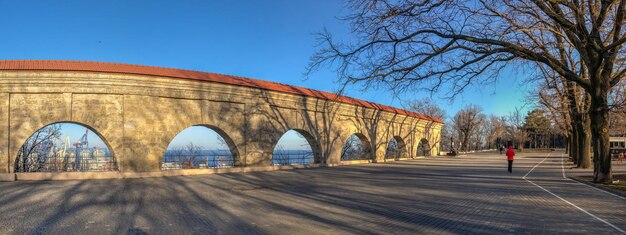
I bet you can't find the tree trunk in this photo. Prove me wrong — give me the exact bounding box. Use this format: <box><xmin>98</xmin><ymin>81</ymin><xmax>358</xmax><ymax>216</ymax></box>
<box><xmin>589</xmin><ymin>86</ymin><xmax>612</xmax><ymax>183</ymax></box>
<box><xmin>570</xmin><ymin>123</ymin><xmax>579</xmax><ymax>165</ymax></box>
<box><xmin>462</xmin><ymin>134</ymin><xmax>470</xmax><ymax>152</ymax></box>
<box><xmin>577</xmin><ymin>115</ymin><xmax>592</xmax><ymax>168</ymax></box>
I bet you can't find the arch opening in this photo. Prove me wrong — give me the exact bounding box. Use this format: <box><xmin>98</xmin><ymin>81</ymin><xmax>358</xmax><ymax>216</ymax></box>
<box><xmin>162</xmin><ymin>125</ymin><xmax>239</xmax><ymax>170</ymax></box>
<box><xmin>385</xmin><ymin>136</ymin><xmax>408</xmax><ymax>160</ymax></box>
<box><xmin>271</xmin><ymin>129</ymin><xmax>321</xmax><ymax>166</ymax></box>
<box><xmin>15</xmin><ymin>122</ymin><xmax>117</xmax><ymax>172</ymax></box>
<box><xmin>417</xmin><ymin>138</ymin><xmax>431</xmax><ymax>157</ymax></box>
<box><xmin>341</xmin><ymin>133</ymin><xmax>373</xmax><ymax>161</ymax></box>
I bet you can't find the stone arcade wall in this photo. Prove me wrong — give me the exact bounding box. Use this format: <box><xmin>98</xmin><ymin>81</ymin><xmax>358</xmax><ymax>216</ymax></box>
<box><xmin>0</xmin><ymin>64</ymin><xmax>443</xmax><ymax>176</ymax></box>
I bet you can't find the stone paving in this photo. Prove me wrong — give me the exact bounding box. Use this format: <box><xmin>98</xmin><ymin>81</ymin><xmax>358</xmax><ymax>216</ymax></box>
<box><xmin>0</xmin><ymin>151</ymin><xmax>624</xmax><ymax>234</ymax></box>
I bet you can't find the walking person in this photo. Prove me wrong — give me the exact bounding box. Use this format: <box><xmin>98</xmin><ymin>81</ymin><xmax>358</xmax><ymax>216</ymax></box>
<box><xmin>505</xmin><ymin>146</ymin><xmax>515</xmax><ymax>173</ymax></box>
<box><xmin>499</xmin><ymin>145</ymin><xmax>504</xmax><ymax>154</ymax></box>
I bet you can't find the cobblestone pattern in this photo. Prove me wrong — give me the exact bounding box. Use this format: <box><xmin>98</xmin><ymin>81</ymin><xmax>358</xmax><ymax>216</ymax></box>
<box><xmin>0</xmin><ymin>151</ymin><xmax>624</xmax><ymax>234</ymax></box>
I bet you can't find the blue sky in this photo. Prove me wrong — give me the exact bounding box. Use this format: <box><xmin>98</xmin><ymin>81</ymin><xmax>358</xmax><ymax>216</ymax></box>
<box><xmin>51</xmin><ymin>123</ymin><xmax>107</xmax><ymax>149</ymax></box>
<box><xmin>46</xmin><ymin>124</ymin><xmax>311</xmax><ymax>152</ymax></box>
<box><xmin>5</xmin><ymin>1</ymin><xmax>535</xmax><ymax>151</ymax></box>
<box><xmin>168</xmin><ymin>127</ymin><xmax>311</xmax><ymax>151</ymax></box>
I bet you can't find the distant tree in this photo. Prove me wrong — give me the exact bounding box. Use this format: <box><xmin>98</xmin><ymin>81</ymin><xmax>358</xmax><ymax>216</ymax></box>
<box><xmin>484</xmin><ymin>115</ymin><xmax>507</xmax><ymax>149</ymax></box>
<box><xmin>506</xmin><ymin>108</ymin><xmax>528</xmax><ymax>151</ymax></box>
<box><xmin>536</xmin><ymin>66</ymin><xmax>592</xmax><ymax>168</ymax></box>
<box><xmin>452</xmin><ymin>105</ymin><xmax>484</xmax><ymax>152</ymax></box>
<box><xmin>164</xmin><ymin>142</ymin><xmax>203</xmax><ymax>169</ymax></box>
<box><xmin>185</xmin><ymin>143</ymin><xmax>203</xmax><ymax>168</ymax></box>
<box><xmin>536</xmin><ymin>81</ymin><xmax>571</xmax><ymax>147</ymax></box>
<box><xmin>524</xmin><ymin>109</ymin><xmax>552</xmax><ymax>148</ymax></box>
<box><xmin>405</xmin><ymin>98</ymin><xmax>446</xmax><ymax>120</ymax></box>
<box><xmin>470</xmin><ymin>119</ymin><xmax>487</xmax><ymax>151</ymax></box>
<box><xmin>439</xmin><ymin>124</ymin><xmax>453</xmax><ymax>152</ymax></box>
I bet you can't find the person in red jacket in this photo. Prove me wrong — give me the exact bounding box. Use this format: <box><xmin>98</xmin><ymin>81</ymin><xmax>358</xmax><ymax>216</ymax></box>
<box><xmin>505</xmin><ymin>146</ymin><xmax>515</xmax><ymax>173</ymax></box>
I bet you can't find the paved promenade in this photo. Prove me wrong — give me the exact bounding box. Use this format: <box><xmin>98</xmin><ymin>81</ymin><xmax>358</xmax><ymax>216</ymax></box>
<box><xmin>0</xmin><ymin>151</ymin><xmax>624</xmax><ymax>234</ymax></box>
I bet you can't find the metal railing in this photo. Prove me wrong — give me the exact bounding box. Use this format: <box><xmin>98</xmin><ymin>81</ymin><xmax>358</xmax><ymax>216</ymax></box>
<box><xmin>271</xmin><ymin>152</ymin><xmax>314</xmax><ymax>166</ymax></box>
<box><xmin>341</xmin><ymin>150</ymin><xmax>370</xmax><ymax>161</ymax></box>
<box><xmin>15</xmin><ymin>156</ymin><xmax>118</xmax><ymax>172</ymax></box>
<box><xmin>161</xmin><ymin>155</ymin><xmax>235</xmax><ymax>170</ymax></box>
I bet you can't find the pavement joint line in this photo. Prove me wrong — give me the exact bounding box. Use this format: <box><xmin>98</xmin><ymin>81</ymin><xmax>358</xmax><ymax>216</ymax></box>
<box><xmin>559</xmin><ymin>153</ymin><xmax>626</xmax><ymax>201</ymax></box>
<box><xmin>523</xmin><ymin>177</ymin><xmax>625</xmax><ymax>234</ymax></box>
<box><xmin>524</xmin><ymin>153</ymin><xmax>626</xmax><ymax>234</ymax></box>
<box><xmin>522</xmin><ymin>154</ymin><xmax>549</xmax><ymax>179</ymax></box>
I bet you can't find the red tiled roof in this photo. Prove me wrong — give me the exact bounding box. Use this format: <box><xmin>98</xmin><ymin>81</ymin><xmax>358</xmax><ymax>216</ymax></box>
<box><xmin>0</xmin><ymin>60</ymin><xmax>444</xmax><ymax>124</ymax></box>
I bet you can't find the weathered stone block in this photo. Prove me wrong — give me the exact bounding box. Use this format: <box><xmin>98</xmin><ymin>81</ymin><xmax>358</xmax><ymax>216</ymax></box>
<box><xmin>0</xmin><ymin>69</ymin><xmax>443</xmax><ymax>176</ymax></box>
<box><xmin>122</xmin><ymin>95</ymin><xmax>202</xmax><ymax>172</ymax></box>
<box><xmin>9</xmin><ymin>93</ymin><xmax>71</xmax><ymax>172</ymax></box>
<box><xmin>0</xmin><ymin>93</ymin><xmax>8</xmax><ymax>173</ymax></box>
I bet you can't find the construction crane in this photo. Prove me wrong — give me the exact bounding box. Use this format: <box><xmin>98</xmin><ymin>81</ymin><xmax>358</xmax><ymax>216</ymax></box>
<box><xmin>73</xmin><ymin>129</ymin><xmax>89</xmax><ymax>150</ymax></box>
<box><xmin>73</xmin><ymin>128</ymin><xmax>89</xmax><ymax>171</ymax></box>
<box><xmin>58</xmin><ymin>136</ymin><xmax>70</xmax><ymax>157</ymax></box>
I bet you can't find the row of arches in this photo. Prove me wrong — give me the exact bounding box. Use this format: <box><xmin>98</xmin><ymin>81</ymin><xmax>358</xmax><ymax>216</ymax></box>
<box><xmin>14</xmin><ymin>122</ymin><xmax>431</xmax><ymax>173</ymax></box>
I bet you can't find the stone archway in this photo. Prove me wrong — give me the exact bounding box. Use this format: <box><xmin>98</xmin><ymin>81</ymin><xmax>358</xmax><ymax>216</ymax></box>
<box><xmin>271</xmin><ymin>129</ymin><xmax>322</xmax><ymax>165</ymax></box>
<box><xmin>161</xmin><ymin>125</ymin><xmax>241</xmax><ymax>170</ymax></box>
<box><xmin>14</xmin><ymin>122</ymin><xmax>118</xmax><ymax>172</ymax></box>
<box><xmin>385</xmin><ymin>136</ymin><xmax>408</xmax><ymax>160</ymax></box>
<box><xmin>341</xmin><ymin>133</ymin><xmax>374</xmax><ymax>161</ymax></box>
<box><xmin>417</xmin><ymin>138</ymin><xmax>431</xmax><ymax>157</ymax></box>
<box><xmin>0</xmin><ymin>61</ymin><xmax>445</xmax><ymax>176</ymax></box>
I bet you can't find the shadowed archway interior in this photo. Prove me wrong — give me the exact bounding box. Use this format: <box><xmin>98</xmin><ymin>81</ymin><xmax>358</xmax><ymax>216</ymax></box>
<box><xmin>341</xmin><ymin>133</ymin><xmax>374</xmax><ymax>161</ymax></box>
<box><xmin>385</xmin><ymin>136</ymin><xmax>408</xmax><ymax>160</ymax></box>
<box><xmin>417</xmin><ymin>138</ymin><xmax>431</xmax><ymax>157</ymax></box>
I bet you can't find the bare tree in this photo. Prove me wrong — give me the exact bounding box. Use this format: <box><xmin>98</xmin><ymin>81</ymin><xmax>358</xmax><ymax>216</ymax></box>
<box><xmin>439</xmin><ymin>124</ymin><xmax>453</xmax><ymax>152</ymax></box>
<box><xmin>484</xmin><ymin>115</ymin><xmax>507</xmax><ymax>149</ymax></box>
<box><xmin>452</xmin><ymin>105</ymin><xmax>485</xmax><ymax>152</ymax></box>
<box><xmin>470</xmin><ymin>120</ymin><xmax>486</xmax><ymax>151</ymax></box>
<box><xmin>609</xmin><ymin>79</ymin><xmax>626</xmax><ymax>134</ymax></box>
<box><xmin>185</xmin><ymin>143</ymin><xmax>203</xmax><ymax>168</ymax></box>
<box><xmin>537</xmin><ymin>81</ymin><xmax>572</xmax><ymax>149</ymax></box>
<box><xmin>405</xmin><ymin>98</ymin><xmax>446</xmax><ymax>120</ymax></box>
<box><xmin>308</xmin><ymin>0</ymin><xmax>626</xmax><ymax>183</ymax></box>
<box><xmin>15</xmin><ymin>124</ymin><xmax>62</xmax><ymax>172</ymax></box>
<box><xmin>163</xmin><ymin>142</ymin><xmax>203</xmax><ymax>169</ymax></box>
<box><xmin>506</xmin><ymin>107</ymin><xmax>528</xmax><ymax>151</ymax></box>
<box><xmin>536</xmin><ymin>65</ymin><xmax>592</xmax><ymax>168</ymax></box>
